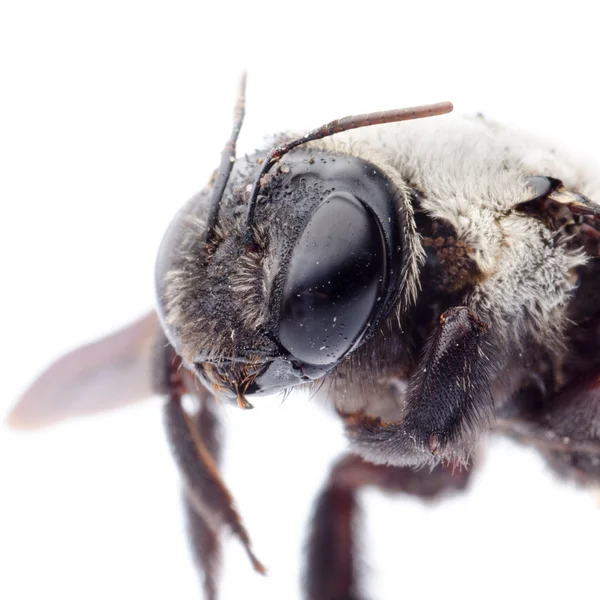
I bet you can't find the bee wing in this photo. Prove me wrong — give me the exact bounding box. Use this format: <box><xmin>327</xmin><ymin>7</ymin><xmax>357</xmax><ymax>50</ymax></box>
<box><xmin>518</xmin><ymin>186</ymin><xmax>600</xmax><ymax>256</ymax></box>
<box><xmin>8</xmin><ymin>312</ymin><xmax>160</xmax><ymax>430</ymax></box>
<box><xmin>567</xmin><ymin>197</ymin><xmax>600</xmax><ymax>246</ymax></box>
<box><xmin>545</xmin><ymin>193</ymin><xmax>600</xmax><ymax>256</ymax></box>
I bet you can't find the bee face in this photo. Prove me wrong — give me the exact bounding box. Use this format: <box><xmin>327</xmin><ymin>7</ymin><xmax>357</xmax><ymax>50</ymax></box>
<box><xmin>155</xmin><ymin>147</ymin><xmax>413</xmax><ymax>400</ymax></box>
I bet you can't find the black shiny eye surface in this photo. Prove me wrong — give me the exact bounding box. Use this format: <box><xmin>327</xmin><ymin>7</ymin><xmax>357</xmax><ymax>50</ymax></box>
<box><xmin>279</xmin><ymin>192</ymin><xmax>386</xmax><ymax>365</ymax></box>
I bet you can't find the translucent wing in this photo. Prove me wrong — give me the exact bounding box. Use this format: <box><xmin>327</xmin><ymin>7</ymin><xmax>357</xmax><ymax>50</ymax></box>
<box><xmin>8</xmin><ymin>312</ymin><xmax>160</xmax><ymax>429</ymax></box>
<box><xmin>518</xmin><ymin>180</ymin><xmax>600</xmax><ymax>257</ymax></box>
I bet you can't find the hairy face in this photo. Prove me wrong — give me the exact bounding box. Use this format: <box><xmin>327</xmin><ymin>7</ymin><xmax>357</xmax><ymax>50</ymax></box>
<box><xmin>155</xmin><ymin>143</ymin><xmax>422</xmax><ymax>403</ymax></box>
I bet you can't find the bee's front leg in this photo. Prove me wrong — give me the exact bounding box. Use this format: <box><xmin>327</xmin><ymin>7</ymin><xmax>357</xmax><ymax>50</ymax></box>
<box><xmin>182</xmin><ymin>400</ymin><xmax>222</xmax><ymax>600</ymax></box>
<box><xmin>156</xmin><ymin>339</ymin><xmax>266</xmax><ymax>599</ymax></box>
<box><xmin>344</xmin><ymin>307</ymin><xmax>494</xmax><ymax>467</ymax></box>
<box><xmin>304</xmin><ymin>454</ymin><xmax>473</xmax><ymax>600</ymax></box>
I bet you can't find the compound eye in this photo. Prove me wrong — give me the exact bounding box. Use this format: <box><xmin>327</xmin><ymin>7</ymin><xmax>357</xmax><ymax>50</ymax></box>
<box><xmin>279</xmin><ymin>192</ymin><xmax>386</xmax><ymax>366</ymax></box>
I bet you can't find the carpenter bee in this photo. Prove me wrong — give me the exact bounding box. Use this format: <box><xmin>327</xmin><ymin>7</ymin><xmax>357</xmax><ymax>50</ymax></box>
<box><xmin>9</xmin><ymin>75</ymin><xmax>600</xmax><ymax>600</ymax></box>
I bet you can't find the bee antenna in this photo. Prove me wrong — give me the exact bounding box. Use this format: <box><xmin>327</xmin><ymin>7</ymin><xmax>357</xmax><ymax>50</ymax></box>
<box><xmin>205</xmin><ymin>72</ymin><xmax>247</xmax><ymax>245</ymax></box>
<box><xmin>243</xmin><ymin>101</ymin><xmax>454</xmax><ymax>247</ymax></box>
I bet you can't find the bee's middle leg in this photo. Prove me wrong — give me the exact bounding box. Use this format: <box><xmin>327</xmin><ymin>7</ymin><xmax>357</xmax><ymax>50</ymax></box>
<box><xmin>303</xmin><ymin>454</ymin><xmax>473</xmax><ymax>600</ymax></box>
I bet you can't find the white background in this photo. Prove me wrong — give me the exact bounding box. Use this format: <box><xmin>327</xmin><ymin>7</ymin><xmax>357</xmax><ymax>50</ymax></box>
<box><xmin>1</xmin><ymin>2</ymin><xmax>600</xmax><ymax>599</ymax></box>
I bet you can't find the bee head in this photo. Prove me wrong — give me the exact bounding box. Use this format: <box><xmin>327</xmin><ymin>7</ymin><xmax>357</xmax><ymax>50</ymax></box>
<box><xmin>154</xmin><ymin>77</ymin><xmax>452</xmax><ymax>405</ymax></box>
<box><xmin>155</xmin><ymin>148</ymin><xmax>406</xmax><ymax>404</ymax></box>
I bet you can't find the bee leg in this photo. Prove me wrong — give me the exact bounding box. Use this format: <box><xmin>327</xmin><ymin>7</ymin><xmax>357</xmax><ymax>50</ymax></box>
<box><xmin>182</xmin><ymin>400</ymin><xmax>222</xmax><ymax>600</ymax></box>
<box><xmin>304</xmin><ymin>454</ymin><xmax>472</xmax><ymax>600</ymax></box>
<box><xmin>497</xmin><ymin>371</ymin><xmax>600</xmax><ymax>484</ymax></box>
<box><xmin>164</xmin><ymin>390</ymin><xmax>265</xmax><ymax>575</ymax></box>
<box><xmin>344</xmin><ymin>307</ymin><xmax>495</xmax><ymax>466</ymax></box>
<box><xmin>158</xmin><ymin>340</ymin><xmax>266</xmax><ymax>599</ymax></box>
<box><xmin>401</xmin><ymin>307</ymin><xmax>494</xmax><ymax>457</ymax></box>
